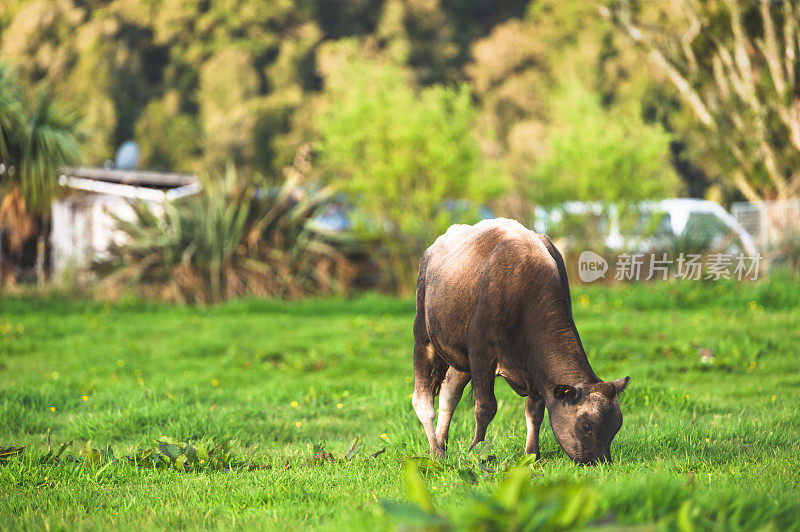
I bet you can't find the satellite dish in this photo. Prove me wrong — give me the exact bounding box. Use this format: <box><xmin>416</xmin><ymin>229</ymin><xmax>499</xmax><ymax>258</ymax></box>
<box><xmin>114</xmin><ymin>140</ymin><xmax>139</xmax><ymax>170</ymax></box>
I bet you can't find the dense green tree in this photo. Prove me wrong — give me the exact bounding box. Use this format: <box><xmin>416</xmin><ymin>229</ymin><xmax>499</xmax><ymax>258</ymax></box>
<box><xmin>198</xmin><ymin>48</ymin><xmax>262</xmax><ymax>167</ymax></box>
<box><xmin>376</xmin><ymin>0</ymin><xmax>459</xmax><ymax>84</ymax></box>
<box><xmin>0</xmin><ymin>0</ymin><xmax>721</xmax><ymax>216</ymax></box>
<box><xmin>316</xmin><ymin>41</ymin><xmax>504</xmax><ymax>291</ymax></box>
<box><xmin>0</xmin><ymin>0</ymin><xmax>322</xmax><ymax>174</ymax></box>
<box><xmin>464</xmin><ymin>0</ymin><xmax>674</xmax><ymax>219</ymax></box>
<box><xmin>0</xmin><ymin>0</ymin><xmax>484</xmax><ymax>175</ymax></box>
<box><xmin>530</xmin><ymin>81</ymin><xmax>680</xmax><ymax>205</ymax></box>
<box><xmin>134</xmin><ymin>91</ymin><xmax>202</xmax><ymax>171</ymax></box>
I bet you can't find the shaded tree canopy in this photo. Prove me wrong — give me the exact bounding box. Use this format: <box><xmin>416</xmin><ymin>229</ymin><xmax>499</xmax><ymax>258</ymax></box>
<box><xmin>3</xmin><ymin>0</ymin><xmax>788</xmax><ymax>208</ymax></box>
<box><xmin>605</xmin><ymin>0</ymin><xmax>800</xmax><ymax>201</ymax></box>
<box><xmin>0</xmin><ymin>0</ymin><xmax>525</xmax><ymax>177</ymax></box>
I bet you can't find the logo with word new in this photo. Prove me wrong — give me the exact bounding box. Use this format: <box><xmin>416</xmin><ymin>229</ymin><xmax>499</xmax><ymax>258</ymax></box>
<box><xmin>578</xmin><ymin>251</ymin><xmax>608</xmax><ymax>283</ymax></box>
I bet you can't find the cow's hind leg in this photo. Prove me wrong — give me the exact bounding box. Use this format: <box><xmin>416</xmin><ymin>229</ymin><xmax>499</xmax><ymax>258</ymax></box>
<box><xmin>435</xmin><ymin>367</ymin><xmax>471</xmax><ymax>450</ymax></box>
<box><xmin>412</xmin><ymin>342</ymin><xmax>446</xmax><ymax>457</ymax></box>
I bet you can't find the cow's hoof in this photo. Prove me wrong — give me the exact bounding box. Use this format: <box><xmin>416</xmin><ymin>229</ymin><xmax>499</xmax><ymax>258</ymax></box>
<box><xmin>525</xmin><ymin>447</ymin><xmax>541</xmax><ymax>460</ymax></box>
<box><xmin>430</xmin><ymin>446</ymin><xmax>446</xmax><ymax>459</ymax></box>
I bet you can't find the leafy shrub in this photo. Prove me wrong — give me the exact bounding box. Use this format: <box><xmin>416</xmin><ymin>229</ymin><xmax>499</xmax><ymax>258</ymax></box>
<box><xmin>5</xmin><ymin>435</ymin><xmax>260</xmax><ymax>473</ymax></box>
<box><xmin>2</xmin><ymin>435</ymin><xmax>375</xmax><ymax>474</ymax></box>
<box><xmin>382</xmin><ymin>457</ymin><xmax>601</xmax><ymax>531</ymax></box>
<box><xmin>383</xmin><ymin>456</ymin><xmax>796</xmax><ymax>531</ymax></box>
<box><xmin>98</xmin><ymin>154</ymin><xmax>354</xmax><ymax>303</ymax></box>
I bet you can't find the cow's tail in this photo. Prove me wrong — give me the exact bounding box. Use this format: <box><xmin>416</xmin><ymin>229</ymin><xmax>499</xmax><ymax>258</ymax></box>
<box><xmin>431</xmin><ymin>355</ymin><xmax>448</xmax><ymax>396</ymax></box>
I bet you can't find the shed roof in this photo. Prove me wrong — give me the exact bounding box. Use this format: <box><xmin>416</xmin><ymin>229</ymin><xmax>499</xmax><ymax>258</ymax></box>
<box><xmin>60</xmin><ymin>167</ymin><xmax>197</xmax><ymax>189</ymax></box>
<box><xmin>58</xmin><ymin>167</ymin><xmax>200</xmax><ymax>202</ymax></box>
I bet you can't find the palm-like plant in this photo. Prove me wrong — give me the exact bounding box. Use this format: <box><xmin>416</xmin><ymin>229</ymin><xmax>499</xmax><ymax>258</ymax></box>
<box><xmin>100</xmin><ymin>153</ymin><xmax>354</xmax><ymax>303</ymax></box>
<box><xmin>20</xmin><ymin>91</ymin><xmax>82</xmax><ymax>213</ymax></box>
<box><xmin>0</xmin><ymin>65</ymin><xmax>26</xmax><ymax>160</ymax></box>
<box><xmin>0</xmin><ymin>63</ymin><xmax>82</xmax><ymax>252</ymax></box>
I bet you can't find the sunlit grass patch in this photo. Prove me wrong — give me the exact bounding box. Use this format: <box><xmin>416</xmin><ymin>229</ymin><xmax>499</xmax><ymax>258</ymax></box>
<box><xmin>1</xmin><ymin>282</ymin><xmax>799</xmax><ymax>529</ymax></box>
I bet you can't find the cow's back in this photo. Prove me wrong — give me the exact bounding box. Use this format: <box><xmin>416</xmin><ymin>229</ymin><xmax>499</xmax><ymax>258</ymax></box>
<box><xmin>419</xmin><ymin>218</ymin><xmax>553</xmax><ymax>370</ymax></box>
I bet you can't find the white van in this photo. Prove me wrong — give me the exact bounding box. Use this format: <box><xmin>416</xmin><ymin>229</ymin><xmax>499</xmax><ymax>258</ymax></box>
<box><xmin>533</xmin><ymin>198</ymin><xmax>758</xmax><ymax>256</ymax></box>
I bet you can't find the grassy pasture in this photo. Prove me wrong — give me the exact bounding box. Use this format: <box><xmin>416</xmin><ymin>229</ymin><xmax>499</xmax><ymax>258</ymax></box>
<box><xmin>1</xmin><ymin>279</ymin><xmax>800</xmax><ymax>530</ymax></box>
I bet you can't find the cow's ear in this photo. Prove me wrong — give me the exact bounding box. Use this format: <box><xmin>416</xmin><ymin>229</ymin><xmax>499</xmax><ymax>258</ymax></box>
<box><xmin>554</xmin><ymin>384</ymin><xmax>579</xmax><ymax>403</ymax></box>
<box><xmin>611</xmin><ymin>376</ymin><xmax>630</xmax><ymax>396</ymax></box>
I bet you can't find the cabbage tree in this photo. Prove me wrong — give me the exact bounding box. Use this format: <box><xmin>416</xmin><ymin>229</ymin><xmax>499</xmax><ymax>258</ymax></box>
<box><xmin>0</xmin><ymin>64</ymin><xmax>82</xmax><ymax>253</ymax></box>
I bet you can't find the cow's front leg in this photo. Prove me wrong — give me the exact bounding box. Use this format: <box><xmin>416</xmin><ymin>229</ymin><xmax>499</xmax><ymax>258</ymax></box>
<box><xmin>524</xmin><ymin>394</ymin><xmax>545</xmax><ymax>458</ymax></box>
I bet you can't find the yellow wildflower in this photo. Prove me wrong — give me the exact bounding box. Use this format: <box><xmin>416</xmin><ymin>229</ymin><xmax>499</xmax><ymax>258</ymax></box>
<box><xmin>211</xmin><ymin>379</ymin><xmax>219</xmax><ymax>387</ymax></box>
<box><xmin>82</xmin><ymin>395</ymin><xmax>88</xmax><ymax>401</ymax></box>
<box><xmin>380</xmin><ymin>433</ymin><xmax>389</xmax><ymax>441</ymax></box>
<box><xmin>290</xmin><ymin>401</ymin><xmax>298</xmax><ymax>408</ymax></box>
<box><xmin>295</xmin><ymin>421</ymin><xmax>302</xmax><ymax>428</ymax></box>
<box><xmin>50</xmin><ymin>407</ymin><xmax>55</xmax><ymax>412</ymax></box>
<box><xmin>337</xmin><ymin>403</ymin><xmax>343</xmax><ymax>409</ymax></box>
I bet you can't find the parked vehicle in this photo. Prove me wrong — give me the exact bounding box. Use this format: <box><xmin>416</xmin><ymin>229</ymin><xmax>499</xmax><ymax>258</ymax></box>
<box><xmin>533</xmin><ymin>199</ymin><xmax>758</xmax><ymax>256</ymax></box>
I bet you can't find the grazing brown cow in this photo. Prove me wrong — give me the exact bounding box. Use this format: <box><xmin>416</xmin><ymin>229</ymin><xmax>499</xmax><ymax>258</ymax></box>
<box><xmin>412</xmin><ymin>219</ymin><xmax>629</xmax><ymax>464</ymax></box>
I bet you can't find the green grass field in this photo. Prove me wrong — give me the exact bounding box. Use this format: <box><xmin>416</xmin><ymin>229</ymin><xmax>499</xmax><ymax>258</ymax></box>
<box><xmin>2</xmin><ymin>278</ymin><xmax>800</xmax><ymax>530</ymax></box>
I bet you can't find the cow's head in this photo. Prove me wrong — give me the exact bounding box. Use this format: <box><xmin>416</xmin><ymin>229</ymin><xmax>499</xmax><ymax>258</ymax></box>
<box><xmin>546</xmin><ymin>376</ymin><xmax>629</xmax><ymax>465</ymax></box>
